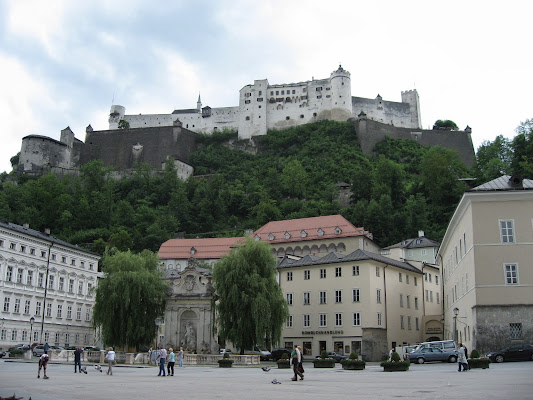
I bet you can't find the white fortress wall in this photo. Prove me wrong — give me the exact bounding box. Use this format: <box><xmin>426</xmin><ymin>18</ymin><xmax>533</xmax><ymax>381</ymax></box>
<box><xmin>352</xmin><ymin>96</ymin><xmax>415</xmax><ymax>127</ymax></box>
<box><xmin>124</xmin><ymin>113</ymin><xmax>175</xmax><ymax>128</ymax></box>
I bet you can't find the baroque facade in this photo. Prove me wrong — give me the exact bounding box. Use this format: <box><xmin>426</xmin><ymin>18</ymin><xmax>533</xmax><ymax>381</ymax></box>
<box><xmin>0</xmin><ymin>221</ymin><xmax>101</xmax><ymax>350</ymax></box>
<box><xmin>438</xmin><ymin>175</ymin><xmax>533</xmax><ymax>354</ymax></box>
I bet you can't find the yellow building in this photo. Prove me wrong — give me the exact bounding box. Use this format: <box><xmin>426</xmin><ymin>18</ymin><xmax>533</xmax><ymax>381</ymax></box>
<box><xmin>438</xmin><ymin>176</ymin><xmax>533</xmax><ymax>354</ymax></box>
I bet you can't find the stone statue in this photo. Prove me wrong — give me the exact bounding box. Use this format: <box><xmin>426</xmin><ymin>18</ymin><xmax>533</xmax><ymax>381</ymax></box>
<box><xmin>184</xmin><ymin>321</ymin><xmax>197</xmax><ymax>352</ymax></box>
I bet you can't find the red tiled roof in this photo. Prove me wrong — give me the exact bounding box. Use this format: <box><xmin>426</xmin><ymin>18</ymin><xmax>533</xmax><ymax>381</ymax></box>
<box><xmin>252</xmin><ymin>215</ymin><xmax>371</xmax><ymax>244</ymax></box>
<box><xmin>158</xmin><ymin>237</ymin><xmax>245</xmax><ymax>260</ymax></box>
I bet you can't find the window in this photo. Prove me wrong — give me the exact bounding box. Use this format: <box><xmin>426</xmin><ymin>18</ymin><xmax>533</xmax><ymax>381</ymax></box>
<box><xmin>80</xmin><ymin>261</ymin><xmax>85</xmax><ymax>268</ymax></box>
<box><xmin>424</xmin><ymin>273</ymin><xmax>428</xmax><ymax>282</ymax></box>
<box><xmin>319</xmin><ymin>314</ymin><xmax>327</xmax><ymax>327</ymax></box>
<box><xmin>11</xmin><ymin>329</ymin><xmax>17</xmax><ymax>341</ymax></box>
<box><xmin>414</xmin><ymin>277</ymin><xmax>418</xmax><ymax>286</ymax></box>
<box><xmin>24</xmin><ymin>299</ymin><xmax>31</xmax><ymax>314</ymax></box>
<box><xmin>320</xmin><ymin>269</ymin><xmax>326</xmax><ymax>279</ymax></box>
<box><xmin>376</xmin><ymin>267</ymin><xmax>380</xmax><ymax>277</ymax></box>
<box><xmin>300</xmin><ymin>230</ymin><xmax>307</xmax><ymax>238</ymax></box>
<box><xmin>505</xmin><ymin>264</ymin><xmax>519</xmax><ymax>284</ymax></box>
<box><xmin>89</xmin><ymin>264</ymin><xmax>94</xmax><ymax>271</ymax></box>
<box><xmin>377</xmin><ymin>312</ymin><xmax>382</xmax><ymax>326</ymax></box>
<box><xmin>436</xmin><ymin>275</ymin><xmax>439</xmax><ymax>285</ymax></box>
<box><xmin>59</xmin><ymin>277</ymin><xmax>64</xmax><ymax>291</ymax></box>
<box><xmin>38</xmin><ymin>273</ymin><xmax>44</xmax><ymax>288</ymax></box>
<box><xmin>376</xmin><ymin>289</ymin><xmax>381</xmax><ymax>303</ymax></box>
<box><xmin>57</xmin><ymin>304</ymin><xmax>62</xmax><ymax>318</ymax></box>
<box><xmin>303</xmin><ymin>292</ymin><xmax>310</xmax><ymax>305</ymax></box>
<box><xmin>78</xmin><ymin>281</ymin><xmax>83</xmax><ymax>295</ymax></box>
<box><xmin>353</xmin><ymin>265</ymin><xmax>359</xmax><ymax>276</ymax></box>
<box><xmin>86</xmin><ymin>308</ymin><xmax>91</xmax><ymax>321</ymax></box>
<box><xmin>87</xmin><ymin>283</ymin><xmax>93</xmax><ymax>295</ymax></box>
<box><xmin>17</xmin><ymin>269</ymin><xmax>23</xmax><ymax>283</ymax></box>
<box><xmin>0</xmin><ymin>329</ymin><xmax>5</xmax><ymax>341</ymax></box>
<box><xmin>406</xmin><ymin>295</ymin><xmax>411</xmax><ymax>308</ymax></box>
<box><xmin>303</xmin><ymin>314</ymin><xmax>310</xmax><ymax>328</ymax></box>
<box><xmin>69</xmin><ymin>279</ymin><xmax>74</xmax><ymax>293</ymax></box>
<box><xmin>21</xmin><ymin>331</ymin><xmax>28</xmax><ymax>343</ymax></box>
<box><xmin>76</xmin><ymin>307</ymin><xmax>82</xmax><ymax>320</ymax></box>
<box><xmin>26</xmin><ymin>271</ymin><xmax>33</xmax><ymax>286</ymax></box>
<box><xmin>415</xmin><ymin>297</ymin><xmax>419</xmax><ymax>310</ymax></box>
<box><xmin>10</xmin><ymin>242</ymin><xmax>16</xmax><ymax>250</ymax></box>
<box><xmin>430</xmin><ymin>291</ymin><xmax>433</xmax><ymax>302</ymax></box>
<box><xmin>319</xmin><ymin>291</ymin><xmax>327</xmax><ymax>304</ymax></box>
<box><xmin>406</xmin><ymin>275</ymin><xmax>409</xmax><ymax>284</ymax></box>
<box><xmin>48</xmin><ymin>275</ymin><xmax>54</xmax><ymax>290</ymax></box>
<box><xmin>284</xmin><ymin>232</ymin><xmax>291</xmax><ymax>239</ymax></box>
<box><xmin>436</xmin><ymin>293</ymin><xmax>440</xmax><ymax>304</ymax></box>
<box><xmin>353</xmin><ymin>312</ymin><xmax>361</xmax><ymax>326</ymax></box>
<box><xmin>51</xmin><ymin>254</ymin><xmax>56</xmax><ymax>261</ymax></box>
<box><xmin>46</xmin><ymin>303</ymin><xmax>52</xmax><ymax>317</ymax></box>
<box><xmin>67</xmin><ymin>305</ymin><xmax>72</xmax><ymax>319</ymax></box>
<box><xmin>335</xmin><ymin>313</ymin><xmax>343</xmax><ymax>327</ymax></box>
<box><xmin>286</xmin><ymin>293</ymin><xmax>293</xmax><ymax>305</ymax></box>
<box><xmin>14</xmin><ymin>298</ymin><xmax>20</xmax><ymax>313</ymax></box>
<box><xmin>335</xmin><ymin>267</ymin><xmax>342</xmax><ymax>277</ymax></box>
<box><xmin>352</xmin><ymin>288</ymin><xmax>360</xmax><ymax>302</ymax></box>
<box><xmin>3</xmin><ymin>297</ymin><xmax>10</xmax><ymax>312</ymax></box>
<box><xmin>6</xmin><ymin>266</ymin><xmax>13</xmax><ymax>282</ymax></box>
<box><xmin>71</xmin><ymin>259</ymin><xmax>76</xmax><ymax>266</ymax></box>
<box><xmin>55</xmin><ymin>332</ymin><xmax>60</xmax><ymax>344</ymax></box>
<box><xmin>61</xmin><ymin>256</ymin><xmax>66</xmax><ymax>263</ymax></box>
<box><xmin>20</xmin><ymin>245</ymin><xmax>25</xmax><ymax>253</ymax></box>
<box><xmin>399</xmin><ymin>273</ymin><xmax>402</xmax><ymax>282</ymax></box>
<box><xmin>500</xmin><ymin>220</ymin><xmax>515</xmax><ymax>243</ymax></box>
<box><xmin>317</xmin><ymin>228</ymin><xmax>324</xmax><ymax>236</ymax></box>
<box><xmin>335</xmin><ymin>290</ymin><xmax>342</xmax><ymax>303</ymax></box>
<box><xmin>509</xmin><ymin>323</ymin><xmax>522</xmax><ymax>339</ymax></box>
<box><xmin>400</xmin><ymin>294</ymin><xmax>404</xmax><ymax>307</ymax></box>
<box><xmin>287</xmin><ymin>272</ymin><xmax>293</xmax><ymax>281</ymax></box>
<box><xmin>416</xmin><ymin>317</ymin><xmax>420</xmax><ymax>330</ymax></box>
<box><xmin>35</xmin><ymin>301</ymin><xmax>41</xmax><ymax>316</ymax></box>
<box><xmin>41</xmin><ymin>250</ymin><xmax>46</xmax><ymax>258</ymax></box>
<box><xmin>400</xmin><ymin>315</ymin><xmax>405</xmax><ymax>329</ymax></box>
<box><xmin>304</xmin><ymin>270</ymin><xmax>310</xmax><ymax>280</ymax></box>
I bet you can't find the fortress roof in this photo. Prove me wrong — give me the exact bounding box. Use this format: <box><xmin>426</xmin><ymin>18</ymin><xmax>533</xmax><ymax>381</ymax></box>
<box><xmin>159</xmin><ymin>237</ymin><xmax>245</xmax><ymax>260</ymax></box>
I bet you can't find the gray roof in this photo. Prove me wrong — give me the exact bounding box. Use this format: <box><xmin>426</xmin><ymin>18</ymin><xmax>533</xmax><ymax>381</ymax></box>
<box><xmin>382</xmin><ymin>236</ymin><xmax>440</xmax><ymax>250</ymax></box>
<box><xmin>0</xmin><ymin>221</ymin><xmax>100</xmax><ymax>256</ymax></box>
<box><xmin>469</xmin><ymin>175</ymin><xmax>533</xmax><ymax>192</ymax></box>
<box><xmin>278</xmin><ymin>249</ymin><xmax>422</xmax><ymax>274</ymax></box>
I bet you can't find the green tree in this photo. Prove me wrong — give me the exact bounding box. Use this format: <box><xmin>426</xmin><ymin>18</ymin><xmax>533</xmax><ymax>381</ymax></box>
<box><xmin>510</xmin><ymin>119</ymin><xmax>533</xmax><ymax>178</ymax></box>
<box><xmin>118</xmin><ymin>119</ymin><xmax>130</xmax><ymax>129</ymax></box>
<box><xmin>212</xmin><ymin>238</ymin><xmax>288</xmax><ymax>352</ymax></box>
<box><xmin>92</xmin><ymin>249</ymin><xmax>168</xmax><ymax>349</ymax></box>
<box><xmin>474</xmin><ymin>135</ymin><xmax>512</xmax><ymax>182</ymax></box>
<box><xmin>433</xmin><ymin>119</ymin><xmax>459</xmax><ymax>130</ymax></box>
<box><xmin>280</xmin><ymin>159</ymin><xmax>308</xmax><ymax>198</ymax></box>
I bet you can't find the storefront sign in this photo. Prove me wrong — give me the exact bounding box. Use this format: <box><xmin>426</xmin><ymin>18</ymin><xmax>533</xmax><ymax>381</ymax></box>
<box><xmin>301</xmin><ymin>330</ymin><xmax>344</xmax><ymax>335</ymax></box>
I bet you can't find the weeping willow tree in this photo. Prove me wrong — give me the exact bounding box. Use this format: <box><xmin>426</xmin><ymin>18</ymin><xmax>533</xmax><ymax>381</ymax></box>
<box><xmin>212</xmin><ymin>237</ymin><xmax>288</xmax><ymax>352</ymax></box>
<box><xmin>92</xmin><ymin>249</ymin><xmax>168</xmax><ymax>349</ymax></box>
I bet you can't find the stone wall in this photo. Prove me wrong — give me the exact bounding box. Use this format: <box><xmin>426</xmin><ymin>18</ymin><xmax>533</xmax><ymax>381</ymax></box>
<box><xmin>473</xmin><ymin>304</ymin><xmax>533</xmax><ymax>354</ymax></box>
<box><xmin>362</xmin><ymin>328</ymin><xmax>388</xmax><ymax>361</ymax></box>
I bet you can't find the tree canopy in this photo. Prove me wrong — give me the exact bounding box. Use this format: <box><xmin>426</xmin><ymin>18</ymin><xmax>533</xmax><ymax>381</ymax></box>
<box><xmin>433</xmin><ymin>119</ymin><xmax>459</xmax><ymax>130</ymax></box>
<box><xmin>212</xmin><ymin>238</ymin><xmax>288</xmax><ymax>351</ymax></box>
<box><xmin>92</xmin><ymin>249</ymin><xmax>168</xmax><ymax>349</ymax></box>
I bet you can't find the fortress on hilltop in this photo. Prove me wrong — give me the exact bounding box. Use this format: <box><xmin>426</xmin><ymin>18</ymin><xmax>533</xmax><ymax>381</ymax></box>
<box><xmin>17</xmin><ymin>65</ymin><xmax>475</xmax><ymax>177</ymax></box>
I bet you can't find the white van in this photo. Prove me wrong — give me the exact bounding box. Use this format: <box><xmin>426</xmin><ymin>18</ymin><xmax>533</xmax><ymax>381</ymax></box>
<box><xmin>415</xmin><ymin>340</ymin><xmax>457</xmax><ymax>352</ymax></box>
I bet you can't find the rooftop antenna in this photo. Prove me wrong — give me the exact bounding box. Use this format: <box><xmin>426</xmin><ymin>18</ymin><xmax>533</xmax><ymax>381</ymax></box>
<box><xmin>111</xmin><ymin>91</ymin><xmax>115</xmax><ymax>106</ymax></box>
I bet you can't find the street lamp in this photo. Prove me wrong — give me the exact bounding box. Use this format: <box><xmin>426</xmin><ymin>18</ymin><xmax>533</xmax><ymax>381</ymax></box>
<box><xmin>453</xmin><ymin>307</ymin><xmax>459</xmax><ymax>344</ymax></box>
<box><xmin>29</xmin><ymin>317</ymin><xmax>35</xmax><ymax>348</ymax></box>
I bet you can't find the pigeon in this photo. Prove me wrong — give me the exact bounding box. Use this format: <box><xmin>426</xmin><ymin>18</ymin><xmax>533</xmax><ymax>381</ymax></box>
<box><xmin>81</xmin><ymin>367</ymin><xmax>88</xmax><ymax>374</ymax></box>
<box><xmin>261</xmin><ymin>366</ymin><xmax>271</xmax><ymax>372</ymax></box>
<box><xmin>95</xmin><ymin>365</ymin><xmax>103</xmax><ymax>372</ymax></box>
<box><xmin>271</xmin><ymin>379</ymin><xmax>282</xmax><ymax>384</ymax></box>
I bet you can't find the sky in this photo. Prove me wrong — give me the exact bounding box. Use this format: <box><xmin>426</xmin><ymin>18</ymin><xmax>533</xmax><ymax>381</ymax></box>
<box><xmin>1</xmin><ymin>0</ymin><xmax>532</xmax><ymax>173</ymax></box>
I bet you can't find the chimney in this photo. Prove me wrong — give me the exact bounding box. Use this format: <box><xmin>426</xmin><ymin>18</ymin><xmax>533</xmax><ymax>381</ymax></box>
<box><xmin>44</xmin><ymin>228</ymin><xmax>51</xmax><ymax>235</ymax></box>
<box><xmin>23</xmin><ymin>223</ymin><xmax>29</xmax><ymax>229</ymax></box>
<box><xmin>418</xmin><ymin>230</ymin><xmax>424</xmax><ymax>237</ymax></box>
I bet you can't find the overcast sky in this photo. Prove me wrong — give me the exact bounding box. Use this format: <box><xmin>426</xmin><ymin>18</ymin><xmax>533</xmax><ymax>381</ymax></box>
<box><xmin>1</xmin><ymin>0</ymin><xmax>532</xmax><ymax>173</ymax></box>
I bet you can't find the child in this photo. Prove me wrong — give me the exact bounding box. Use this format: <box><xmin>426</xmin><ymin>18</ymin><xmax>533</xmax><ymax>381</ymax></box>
<box><xmin>38</xmin><ymin>352</ymin><xmax>50</xmax><ymax>379</ymax></box>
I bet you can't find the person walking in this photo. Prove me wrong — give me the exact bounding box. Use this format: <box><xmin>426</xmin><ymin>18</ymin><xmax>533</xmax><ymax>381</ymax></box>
<box><xmin>43</xmin><ymin>342</ymin><xmax>50</xmax><ymax>354</ymax></box>
<box><xmin>291</xmin><ymin>345</ymin><xmax>304</xmax><ymax>381</ymax></box>
<box><xmin>74</xmin><ymin>347</ymin><xmax>83</xmax><ymax>373</ymax></box>
<box><xmin>105</xmin><ymin>347</ymin><xmax>116</xmax><ymax>375</ymax></box>
<box><xmin>458</xmin><ymin>343</ymin><xmax>468</xmax><ymax>372</ymax></box>
<box><xmin>37</xmin><ymin>352</ymin><xmax>50</xmax><ymax>379</ymax></box>
<box><xmin>156</xmin><ymin>345</ymin><xmax>167</xmax><ymax>376</ymax></box>
<box><xmin>167</xmin><ymin>348</ymin><xmax>175</xmax><ymax>376</ymax></box>
<box><xmin>178</xmin><ymin>347</ymin><xmax>184</xmax><ymax>367</ymax></box>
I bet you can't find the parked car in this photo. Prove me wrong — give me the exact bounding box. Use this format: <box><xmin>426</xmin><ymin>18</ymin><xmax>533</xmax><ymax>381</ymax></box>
<box><xmin>0</xmin><ymin>350</ymin><xmax>7</xmax><ymax>358</ymax></box>
<box><xmin>400</xmin><ymin>345</ymin><xmax>418</xmax><ymax>360</ymax></box>
<box><xmin>84</xmin><ymin>346</ymin><xmax>100</xmax><ymax>351</ymax></box>
<box><xmin>405</xmin><ymin>347</ymin><xmax>458</xmax><ymax>364</ymax></box>
<box><xmin>8</xmin><ymin>344</ymin><xmax>30</xmax><ymax>351</ymax></box>
<box><xmin>486</xmin><ymin>344</ymin><xmax>533</xmax><ymax>363</ymax></box>
<box><xmin>236</xmin><ymin>348</ymin><xmax>272</xmax><ymax>361</ymax></box>
<box><xmin>271</xmin><ymin>348</ymin><xmax>292</xmax><ymax>361</ymax></box>
<box><xmin>33</xmin><ymin>345</ymin><xmax>46</xmax><ymax>356</ymax></box>
<box><xmin>315</xmin><ymin>352</ymin><xmax>348</xmax><ymax>362</ymax></box>
<box><xmin>219</xmin><ymin>348</ymin><xmax>232</xmax><ymax>355</ymax></box>
<box><xmin>31</xmin><ymin>342</ymin><xmax>43</xmax><ymax>350</ymax></box>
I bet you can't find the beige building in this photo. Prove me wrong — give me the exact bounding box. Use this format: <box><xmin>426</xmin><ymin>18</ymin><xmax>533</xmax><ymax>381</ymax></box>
<box><xmin>438</xmin><ymin>176</ymin><xmax>533</xmax><ymax>354</ymax></box>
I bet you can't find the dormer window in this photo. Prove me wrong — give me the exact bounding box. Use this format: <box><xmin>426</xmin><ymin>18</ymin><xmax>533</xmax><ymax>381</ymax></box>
<box><xmin>335</xmin><ymin>227</ymin><xmax>342</xmax><ymax>234</ymax></box>
<box><xmin>301</xmin><ymin>230</ymin><xmax>307</xmax><ymax>238</ymax></box>
<box><xmin>254</xmin><ymin>235</ymin><xmax>260</xmax><ymax>241</ymax></box>
<box><xmin>268</xmin><ymin>233</ymin><xmax>275</xmax><ymax>241</ymax></box>
<box><xmin>402</xmin><ymin>241</ymin><xmax>407</xmax><ymax>245</ymax></box>
<box><xmin>416</xmin><ymin>239</ymin><xmax>422</xmax><ymax>245</ymax></box>
<box><xmin>190</xmin><ymin>247</ymin><xmax>196</xmax><ymax>255</ymax></box>
<box><xmin>317</xmin><ymin>228</ymin><xmax>324</xmax><ymax>237</ymax></box>
<box><xmin>284</xmin><ymin>232</ymin><xmax>291</xmax><ymax>239</ymax></box>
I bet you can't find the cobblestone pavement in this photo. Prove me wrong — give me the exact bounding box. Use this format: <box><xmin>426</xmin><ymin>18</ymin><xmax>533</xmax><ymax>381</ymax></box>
<box><xmin>1</xmin><ymin>360</ymin><xmax>532</xmax><ymax>400</ymax></box>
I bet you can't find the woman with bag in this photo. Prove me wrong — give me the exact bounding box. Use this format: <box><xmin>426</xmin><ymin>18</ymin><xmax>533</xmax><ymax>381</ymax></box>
<box><xmin>291</xmin><ymin>345</ymin><xmax>304</xmax><ymax>381</ymax></box>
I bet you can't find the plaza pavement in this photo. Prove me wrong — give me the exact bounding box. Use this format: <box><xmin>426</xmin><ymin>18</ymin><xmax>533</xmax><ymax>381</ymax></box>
<box><xmin>1</xmin><ymin>359</ymin><xmax>532</xmax><ymax>400</ymax></box>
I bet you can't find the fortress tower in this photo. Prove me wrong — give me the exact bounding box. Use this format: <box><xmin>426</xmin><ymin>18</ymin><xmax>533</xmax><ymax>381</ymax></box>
<box><xmin>108</xmin><ymin>105</ymin><xmax>126</xmax><ymax>130</ymax></box>
<box><xmin>329</xmin><ymin>64</ymin><xmax>352</xmax><ymax>116</ymax></box>
<box><xmin>401</xmin><ymin>90</ymin><xmax>421</xmax><ymax>129</ymax></box>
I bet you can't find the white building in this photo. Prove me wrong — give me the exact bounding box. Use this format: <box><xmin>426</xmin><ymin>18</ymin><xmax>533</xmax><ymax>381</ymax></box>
<box><xmin>110</xmin><ymin>65</ymin><xmax>421</xmax><ymax>139</ymax></box>
<box><xmin>0</xmin><ymin>222</ymin><xmax>101</xmax><ymax>350</ymax></box>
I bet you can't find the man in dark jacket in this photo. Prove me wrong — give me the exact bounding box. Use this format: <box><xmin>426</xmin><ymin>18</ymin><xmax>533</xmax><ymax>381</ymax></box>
<box><xmin>74</xmin><ymin>347</ymin><xmax>83</xmax><ymax>373</ymax></box>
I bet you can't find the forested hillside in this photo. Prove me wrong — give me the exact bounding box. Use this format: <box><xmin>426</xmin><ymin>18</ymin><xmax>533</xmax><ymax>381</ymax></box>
<box><xmin>1</xmin><ymin>119</ymin><xmax>531</xmax><ymax>254</ymax></box>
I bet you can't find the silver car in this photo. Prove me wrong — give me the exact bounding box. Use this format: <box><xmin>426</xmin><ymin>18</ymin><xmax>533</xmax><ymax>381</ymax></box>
<box><xmin>406</xmin><ymin>347</ymin><xmax>458</xmax><ymax>364</ymax></box>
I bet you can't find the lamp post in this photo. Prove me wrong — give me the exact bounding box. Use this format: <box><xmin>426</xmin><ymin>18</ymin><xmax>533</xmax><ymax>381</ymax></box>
<box><xmin>453</xmin><ymin>307</ymin><xmax>459</xmax><ymax>344</ymax></box>
<box><xmin>29</xmin><ymin>317</ymin><xmax>35</xmax><ymax>349</ymax></box>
